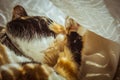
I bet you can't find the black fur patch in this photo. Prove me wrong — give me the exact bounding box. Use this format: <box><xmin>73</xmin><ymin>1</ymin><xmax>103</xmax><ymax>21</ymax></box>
<box><xmin>7</xmin><ymin>16</ymin><xmax>56</xmax><ymax>40</ymax></box>
<box><xmin>67</xmin><ymin>32</ymin><xmax>83</xmax><ymax>65</ymax></box>
<box><xmin>0</xmin><ymin>26</ymin><xmax>4</xmax><ymax>31</ymax></box>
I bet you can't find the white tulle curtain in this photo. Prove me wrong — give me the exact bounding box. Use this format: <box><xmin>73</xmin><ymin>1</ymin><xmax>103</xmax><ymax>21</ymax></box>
<box><xmin>0</xmin><ymin>0</ymin><xmax>120</xmax><ymax>44</ymax></box>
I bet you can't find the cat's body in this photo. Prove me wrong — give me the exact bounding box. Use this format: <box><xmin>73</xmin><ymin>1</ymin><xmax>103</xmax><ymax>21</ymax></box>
<box><xmin>0</xmin><ymin>5</ymin><xmax>120</xmax><ymax>80</ymax></box>
<box><xmin>0</xmin><ymin>5</ymin><xmax>81</xmax><ymax>80</ymax></box>
<box><xmin>0</xmin><ymin>16</ymin><xmax>80</xmax><ymax>80</ymax></box>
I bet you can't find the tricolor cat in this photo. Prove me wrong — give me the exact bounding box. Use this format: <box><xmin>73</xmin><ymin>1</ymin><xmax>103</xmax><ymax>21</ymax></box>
<box><xmin>0</xmin><ymin>5</ymin><xmax>120</xmax><ymax>80</ymax></box>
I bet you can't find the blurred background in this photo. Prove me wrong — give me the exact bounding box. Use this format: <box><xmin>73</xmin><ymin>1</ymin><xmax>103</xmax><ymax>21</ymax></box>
<box><xmin>0</xmin><ymin>0</ymin><xmax>120</xmax><ymax>44</ymax></box>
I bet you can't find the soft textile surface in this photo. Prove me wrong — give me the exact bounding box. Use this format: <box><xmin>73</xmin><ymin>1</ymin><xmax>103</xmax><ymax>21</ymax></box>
<box><xmin>50</xmin><ymin>0</ymin><xmax>120</xmax><ymax>44</ymax></box>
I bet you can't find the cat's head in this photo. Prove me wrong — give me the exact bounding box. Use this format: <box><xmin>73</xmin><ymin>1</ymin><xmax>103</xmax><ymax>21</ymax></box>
<box><xmin>6</xmin><ymin>5</ymin><xmax>65</xmax><ymax>41</ymax></box>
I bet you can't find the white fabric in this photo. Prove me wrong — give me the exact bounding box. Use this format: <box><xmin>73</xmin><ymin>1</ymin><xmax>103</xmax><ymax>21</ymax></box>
<box><xmin>0</xmin><ymin>0</ymin><xmax>120</xmax><ymax>44</ymax></box>
<box><xmin>50</xmin><ymin>0</ymin><xmax>120</xmax><ymax>44</ymax></box>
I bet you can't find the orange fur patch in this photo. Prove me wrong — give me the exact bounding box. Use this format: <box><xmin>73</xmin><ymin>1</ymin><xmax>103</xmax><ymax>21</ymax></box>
<box><xmin>49</xmin><ymin>22</ymin><xmax>66</xmax><ymax>34</ymax></box>
<box><xmin>54</xmin><ymin>46</ymin><xmax>79</xmax><ymax>80</ymax></box>
<box><xmin>0</xmin><ymin>43</ymin><xmax>10</xmax><ymax>65</ymax></box>
<box><xmin>43</xmin><ymin>37</ymin><xmax>66</xmax><ymax>67</ymax></box>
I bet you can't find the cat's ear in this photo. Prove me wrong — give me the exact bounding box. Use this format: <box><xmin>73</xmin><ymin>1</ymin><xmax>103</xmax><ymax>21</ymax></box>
<box><xmin>65</xmin><ymin>16</ymin><xmax>80</xmax><ymax>33</ymax></box>
<box><xmin>65</xmin><ymin>16</ymin><xmax>87</xmax><ymax>36</ymax></box>
<box><xmin>12</xmin><ymin>5</ymin><xmax>28</xmax><ymax>20</ymax></box>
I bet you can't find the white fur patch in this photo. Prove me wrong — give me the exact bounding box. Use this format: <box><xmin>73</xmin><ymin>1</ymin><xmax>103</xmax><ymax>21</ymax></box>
<box><xmin>4</xmin><ymin>46</ymin><xmax>31</xmax><ymax>63</ymax></box>
<box><xmin>15</xmin><ymin>36</ymin><xmax>55</xmax><ymax>63</ymax></box>
<box><xmin>56</xmin><ymin>34</ymin><xmax>65</xmax><ymax>42</ymax></box>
